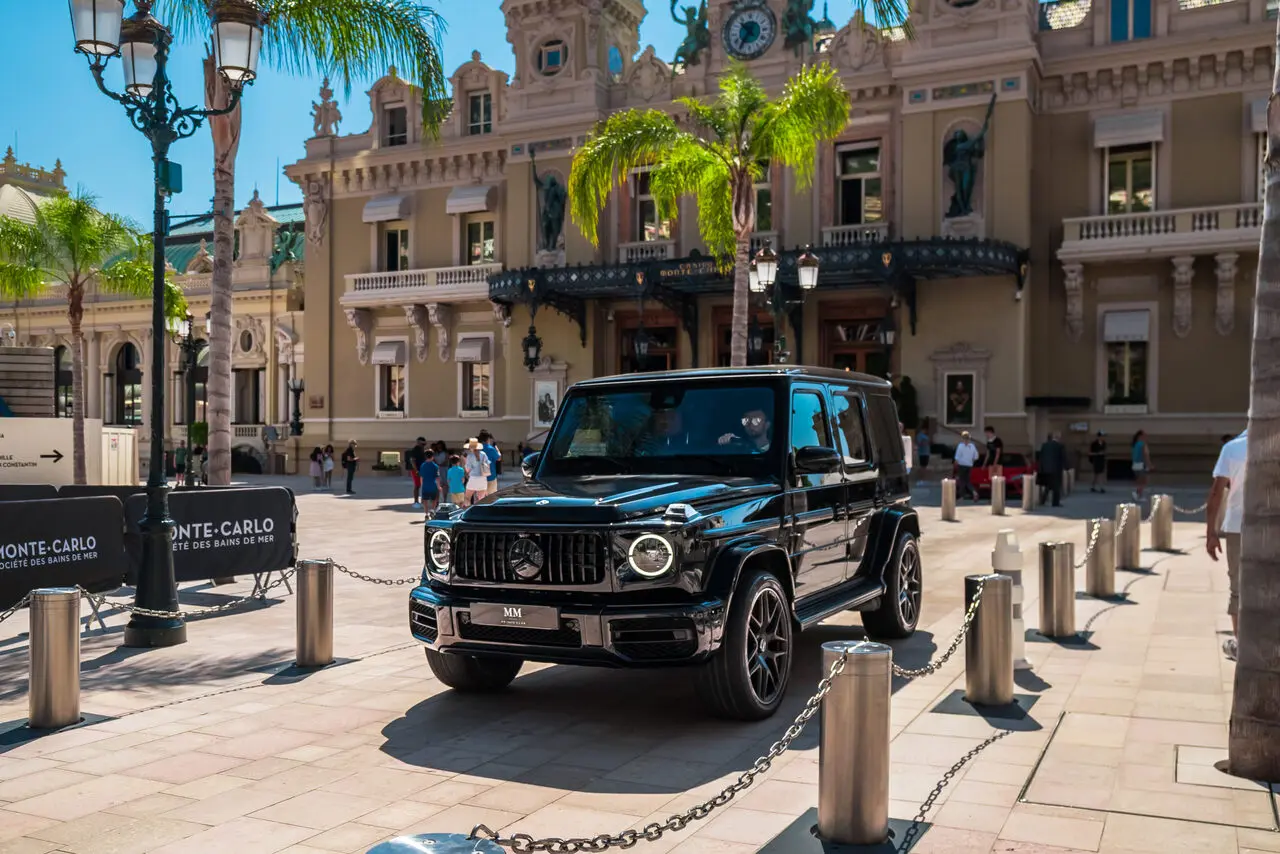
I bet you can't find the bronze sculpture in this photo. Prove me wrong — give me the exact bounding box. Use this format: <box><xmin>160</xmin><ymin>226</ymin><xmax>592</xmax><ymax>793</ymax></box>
<box><xmin>943</xmin><ymin>93</ymin><xmax>996</xmax><ymax>218</ymax></box>
<box><xmin>530</xmin><ymin>149</ymin><xmax>568</xmax><ymax>253</ymax></box>
<box><xmin>672</xmin><ymin>0</ymin><xmax>711</xmax><ymax>67</ymax></box>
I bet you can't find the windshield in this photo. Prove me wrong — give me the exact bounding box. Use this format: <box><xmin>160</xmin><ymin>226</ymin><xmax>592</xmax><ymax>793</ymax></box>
<box><xmin>538</xmin><ymin>381</ymin><xmax>781</xmax><ymax>478</ymax></box>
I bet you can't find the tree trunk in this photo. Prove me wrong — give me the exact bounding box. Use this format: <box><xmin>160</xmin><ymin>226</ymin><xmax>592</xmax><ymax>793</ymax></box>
<box><xmin>729</xmin><ymin>168</ymin><xmax>756</xmax><ymax>368</ymax></box>
<box><xmin>67</xmin><ymin>284</ymin><xmax>87</xmax><ymax>485</ymax></box>
<box><xmin>204</xmin><ymin>53</ymin><xmax>242</xmax><ymax>487</ymax></box>
<box><xmin>1228</xmin><ymin>23</ymin><xmax>1280</xmax><ymax>783</ymax></box>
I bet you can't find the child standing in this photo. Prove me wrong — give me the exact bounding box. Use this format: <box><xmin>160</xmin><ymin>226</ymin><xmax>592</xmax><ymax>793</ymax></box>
<box><xmin>322</xmin><ymin>444</ymin><xmax>335</xmax><ymax>490</ymax></box>
<box><xmin>309</xmin><ymin>447</ymin><xmax>323</xmax><ymax>490</ymax></box>
<box><xmin>446</xmin><ymin>454</ymin><xmax>466</xmax><ymax>505</ymax></box>
<box><xmin>418</xmin><ymin>453</ymin><xmax>440</xmax><ymax>514</ymax></box>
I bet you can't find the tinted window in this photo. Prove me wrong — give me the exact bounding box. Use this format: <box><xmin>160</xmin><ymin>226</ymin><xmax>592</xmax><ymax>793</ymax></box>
<box><xmin>832</xmin><ymin>392</ymin><xmax>869</xmax><ymax>465</ymax></box>
<box><xmin>791</xmin><ymin>390</ymin><xmax>835</xmax><ymax>488</ymax></box>
<box><xmin>867</xmin><ymin>393</ymin><xmax>904</xmax><ymax>465</ymax></box>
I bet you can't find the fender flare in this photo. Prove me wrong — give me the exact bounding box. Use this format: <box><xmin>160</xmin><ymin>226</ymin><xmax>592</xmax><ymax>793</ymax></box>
<box><xmin>865</xmin><ymin>506</ymin><xmax>921</xmax><ymax>585</ymax></box>
<box><xmin>705</xmin><ymin>537</ymin><xmax>794</xmax><ymax>604</ymax></box>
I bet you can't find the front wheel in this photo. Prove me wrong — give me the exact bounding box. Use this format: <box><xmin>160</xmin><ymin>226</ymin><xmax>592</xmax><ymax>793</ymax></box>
<box><xmin>698</xmin><ymin>568</ymin><xmax>794</xmax><ymax>721</ymax></box>
<box><xmin>425</xmin><ymin>647</ymin><xmax>522</xmax><ymax>692</ymax></box>
<box><xmin>862</xmin><ymin>532</ymin><xmax>922</xmax><ymax>640</ymax></box>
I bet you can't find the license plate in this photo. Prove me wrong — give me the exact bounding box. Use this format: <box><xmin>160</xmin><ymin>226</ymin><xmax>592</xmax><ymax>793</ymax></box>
<box><xmin>469</xmin><ymin>603</ymin><xmax>560</xmax><ymax>630</ymax></box>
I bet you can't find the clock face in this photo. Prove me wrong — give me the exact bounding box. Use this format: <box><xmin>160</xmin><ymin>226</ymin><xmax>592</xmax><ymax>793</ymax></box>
<box><xmin>722</xmin><ymin>6</ymin><xmax>777</xmax><ymax>60</ymax></box>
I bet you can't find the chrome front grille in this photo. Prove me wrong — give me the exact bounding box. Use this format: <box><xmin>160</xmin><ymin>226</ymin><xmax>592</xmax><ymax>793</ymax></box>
<box><xmin>453</xmin><ymin>531</ymin><xmax>607</xmax><ymax>585</ymax></box>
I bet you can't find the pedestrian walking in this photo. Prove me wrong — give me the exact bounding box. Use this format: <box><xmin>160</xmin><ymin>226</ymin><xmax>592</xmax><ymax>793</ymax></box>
<box><xmin>983</xmin><ymin>425</ymin><xmax>1004</xmax><ymax>478</ymax></box>
<box><xmin>406</xmin><ymin>437</ymin><xmax>428</xmax><ymax>509</ymax></box>
<box><xmin>1088</xmin><ymin>430</ymin><xmax>1107</xmax><ymax>492</ymax></box>
<box><xmin>479</xmin><ymin>430</ymin><xmax>501</xmax><ymax>495</ymax></box>
<box><xmin>418</xmin><ymin>452</ymin><xmax>440</xmax><ymax>514</ymax></box>
<box><xmin>341</xmin><ymin>440</ymin><xmax>360</xmax><ymax>494</ymax></box>
<box><xmin>464</xmin><ymin>438</ymin><xmax>491</xmax><ymax>505</ymax></box>
<box><xmin>1036</xmin><ymin>431</ymin><xmax>1066</xmax><ymax>507</ymax></box>
<box><xmin>1207</xmin><ymin>429</ymin><xmax>1247</xmax><ymax>660</ymax></box>
<box><xmin>432</xmin><ymin>441</ymin><xmax>449</xmax><ymax>496</ymax></box>
<box><xmin>446</xmin><ymin>454</ymin><xmax>467</xmax><ymax>505</ymax></box>
<box><xmin>915</xmin><ymin>422</ymin><xmax>931</xmax><ymax>470</ymax></box>
<box><xmin>322</xmin><ymin>444</ymin><xmax>335</xmax><ymax>490</ymax></box>
<box><xmin>309</xmin><ymin>446</ymin><xmax>323</xmax><ymax>490</ymax></box>
<box><xmin>1130</xmin><ymin>429</ymin><xmax>1151</xmax><ymax>500</ymax></box>
<box><xmin>953</xmin><ymin>430</ymin><xmax>980</xmax><ymax>501</ymax></box>
<box><xmin>174</xmin><ymin>440</ymin><xmax>188</xmax><ymax>486</ymax></box>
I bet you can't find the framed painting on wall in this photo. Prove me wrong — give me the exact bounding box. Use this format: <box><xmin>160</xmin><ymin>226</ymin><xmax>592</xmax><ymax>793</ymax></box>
<box><xmin>533</xmin><ymin>379</ymin><xmax>560</xmax><ymax>429</ymax></box>
<box><xmin>943</xmin><ymin>371</ymin><xmax>976</xmax><ymax>428</ymax></box>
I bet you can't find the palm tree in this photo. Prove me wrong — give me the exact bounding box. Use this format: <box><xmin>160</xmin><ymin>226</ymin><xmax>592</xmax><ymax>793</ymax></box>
<box><xmin>1228</xmin><ymin>75</ymin><xmax>1280</xmax><ymax>780</ymax></box>
<box><xmin>0</xmin><ymin>191</ymin><xmax>186</xmax><ymax>484</ymax></box>
<box><xmin>158</xmin><ymin>0</ymin><xmax>448</xmax><ymax>485</ymax></box>
<box><xmin>569</xmin><ymin>62</ymin><xmax>850</xmax><ymax>367</ymax></box>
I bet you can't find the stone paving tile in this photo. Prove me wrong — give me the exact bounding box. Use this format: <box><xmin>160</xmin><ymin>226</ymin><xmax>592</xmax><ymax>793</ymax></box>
<box><xmin>4</xmin><ymin>774</ymin><xmax>169</xmax><ymax>822</ymax></box>
<box><xmin>249</xmin><ymin>789</ymin><xmax>386</xmax><ymax>831</ymax></box>
<box><xmin>146</xmin><ymin>815</ymin><xmax>317</xmax><ymax>854</ymax></box>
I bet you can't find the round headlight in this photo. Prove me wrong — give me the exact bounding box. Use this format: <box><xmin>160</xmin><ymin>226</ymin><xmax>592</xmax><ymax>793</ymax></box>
<box><xmin>628</xmin><ymin>533</ymin><xmax>675</xmax><ymax>578</ymax></box>
<box><xmin>428</xmin><ymin>530</ymin><xmax>452</xmax><ymax>572</ymax></box>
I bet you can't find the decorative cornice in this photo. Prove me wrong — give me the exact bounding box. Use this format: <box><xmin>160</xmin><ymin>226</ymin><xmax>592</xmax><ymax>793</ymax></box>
<box><xmin>343</xmin><ymin>307</ymin><xmax>373</xmax><ymax>365</ymax></box>
<box><xmin>426</xmin><ymin>303</ymin><xmax>453</xmax><ymax>362</ymax></box>
<box><xmin>404</xmin><ymin>304</ymin><xmax>430</xmax><ymax>362</ymax></box>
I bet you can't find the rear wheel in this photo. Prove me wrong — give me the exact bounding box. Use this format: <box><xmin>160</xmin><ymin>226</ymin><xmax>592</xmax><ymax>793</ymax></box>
<box><xmin>699</xmin><ymin>568</ymin><xmax>793</xmax><ymax>721</ymax></box>
<box><xmin>862</xmin><ymin>532</ymin><xmax>922</xmax><ymax>640</ymax></box>
<box><xmin>425</xmin><ymin>647</ymin><xmax>523</xmax><ymax>692</ymax></box>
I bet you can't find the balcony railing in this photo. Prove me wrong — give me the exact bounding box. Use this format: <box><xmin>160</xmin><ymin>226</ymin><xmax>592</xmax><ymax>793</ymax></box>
<box><xmin>341</xmin><ymin>263</ymin><xmax>501</xmax><ymax>305</ymax></box>
<box><xmin>750</xmin><ymin>231</ymin><xmax>778</xmax><ymax>253</ymax></box>
<box><xmin>1058</xmin><ymin>203</ymin><xmax>1262</xmax><ymax>262</ymax></box>
<box><xmin>821</xmin><ymin>223</ymin><xmax>890</xmax><ymax>247</ymax></box>
<box><xmin>618</xmin><ymin>240</ymin><xmax>676</xmax><ymax>264</ymax></box>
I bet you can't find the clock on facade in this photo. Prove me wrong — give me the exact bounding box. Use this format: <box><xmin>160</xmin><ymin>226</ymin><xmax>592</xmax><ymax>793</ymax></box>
<box><xmin>722</xmin><ymin>0</ymin><xmax>777</xmax><ymax>60</ymax></box>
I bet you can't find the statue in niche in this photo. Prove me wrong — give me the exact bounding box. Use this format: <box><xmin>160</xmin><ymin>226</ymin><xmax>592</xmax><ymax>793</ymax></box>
<box><xmin>530</xmin><ymin>149</ymin><xmax>567</xmax><ymax>252</ymax></box>
<box><xmin>943</xmin><ymin>93</ymin><xmax>996</xmax><ymax>218</ymax></box>
<box><xmin>782</xmin><ymin>0</ymin><xmax>818</xmax><ymax>56</ymax></box>
<box><xmin>671</xmin><ymin>0</ymin><xmax>710</xmax><ymax>67</ymax></box>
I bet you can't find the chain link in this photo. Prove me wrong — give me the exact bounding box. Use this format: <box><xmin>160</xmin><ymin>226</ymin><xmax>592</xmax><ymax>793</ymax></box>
<box><xmin>1114</xmin><ymin>504</ymin><xmax>1130</xmax><ymax>536</ymax></box>
<box><xmin>0</xmin><ymin>592</ymin><xmax>32</xmax><ymax>626</ymax></box>
<box><xmin>895</xmin><ymin>729</ymin><xmax>1013</xmax><ymax>851</ymax></box>
<box><xmin>1145</xmin><ymin>494</ymin><xmax>1161</xmax><ymax>523</ymax></box>
<box><xmin>892</xmin><ymin>578</ymin><xmax>984</xmax><ymax>679</ymax></box>
<box><xmin>331</xmin><ymin>562</ymin><xmax>420</xmax><ymax>586</ymax></box>
<box><xmin>78</xmin><ymin>569</ymin><xmax>296</xmax><ymax>620</ymax></box>
<box><xmin>472</xmin><ymin>647</ymin><xmax>857</xmax><ymax>852</ymax></box>
<box><xmin>1074</xmin><ymin>519</ymin><xmax>1101</xmax><ymax>569</ymax></box>
<box><xmin>1174</xmin><ymin>500</ymin><xmax>1209</xmax><ymax>515</ymax></box>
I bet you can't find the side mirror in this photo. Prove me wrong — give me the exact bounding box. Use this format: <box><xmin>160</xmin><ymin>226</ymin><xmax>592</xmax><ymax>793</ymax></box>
<box><xmin>521</xmin><ymin>452</ymin><xmax>541</xmax><ymax>480</ymax></box>
<box><xmin>793</xmin><ymin>445</ymin><xmax>842</xmax><ymax>475</ymax></box>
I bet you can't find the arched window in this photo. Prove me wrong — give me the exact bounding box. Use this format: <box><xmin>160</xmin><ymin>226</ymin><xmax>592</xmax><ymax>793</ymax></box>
<box><xmin>114</xmin><ymin>343</ymin><xmax>142</xmax><ymax>426</ymax></box>
<box><xmin>171</xmin><ymin>339</ymin><xmax>209</xmax><ymax>425</ymax></box>
<box><xmin>54</xmin><ymin>345</ymin><xmax>73</xmax><ymax>418</ymax></box>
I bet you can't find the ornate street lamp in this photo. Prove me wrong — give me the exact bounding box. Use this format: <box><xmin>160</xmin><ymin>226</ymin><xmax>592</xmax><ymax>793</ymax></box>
<box><xmin>746</xmin><ymin>315</ymin><xmax>764</xmax><ymax>358</ymax></box>
<box><xmin>797</xmin><ymin>245</ymin><xmax>820</xmax><ymax>290</ymax></box>
<box><xmin>750</xmin><ymin>243</ymin><xmax>819</xmax><ymax>364</ymax></box>
<box><xmin>73</xmin><ymin>0</ymin><xmax>264</xmax><ymax>649</ymax></box>
<box><xmin>288</xmin><ymin>378</ymin><xmax>304</xmax><ymax>436</ymax></box>
<box><xmin>522</xmin><ymin>325</ymin><xmax>543</xmax><ymax>371</ymax></box>
<box><xmin>878</xmin><ymin>311</ymin><xmax>897</xmax><ymax>349</ymax></box>
<box><xmin>748</xmin><ymin>259</ymin><xmax>764</xmax><ymax>294</ymax></box>
<box><xmin>167</xmin><ymin>312</ymin><xmax>201</xmax><ymax>487</ymax></box>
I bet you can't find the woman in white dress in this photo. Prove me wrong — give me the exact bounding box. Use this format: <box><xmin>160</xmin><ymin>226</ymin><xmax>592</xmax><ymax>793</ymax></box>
<box><xmin>463</xmin><ymin>438</ymin><xmax>491</xmax><ymax>505</ymax></box>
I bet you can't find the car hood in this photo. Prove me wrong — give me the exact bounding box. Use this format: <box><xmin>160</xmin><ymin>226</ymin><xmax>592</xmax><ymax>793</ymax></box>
<box><xmin>457</xmin><ymin>475</ymin><xmax>778</xmax><ymax>524</ymax></box>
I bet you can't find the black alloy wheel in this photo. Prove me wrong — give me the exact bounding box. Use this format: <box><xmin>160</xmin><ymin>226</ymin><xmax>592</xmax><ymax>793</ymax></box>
<box><xmin>862</xmin><ymin>532</ymin><xmax>922</xmax><ymax>640</ymax></box>
<box><xmin>699</xmin><ymin>568</ymin><xmax>794</xmax><ymax>720</ymax></box>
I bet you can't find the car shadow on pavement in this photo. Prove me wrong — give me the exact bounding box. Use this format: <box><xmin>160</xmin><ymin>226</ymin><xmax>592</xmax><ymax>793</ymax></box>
<box><xmin>378</xmin><ymin>624</ymin><xmax>941</xmax><ymax>794</ymax></box>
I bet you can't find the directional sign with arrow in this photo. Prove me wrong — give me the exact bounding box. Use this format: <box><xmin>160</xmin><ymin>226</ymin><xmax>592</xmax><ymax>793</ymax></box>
<box><xmin>0</xmin><ymin>420</ymin><xmax>81</xmax><ymax>485</ymax></box>
<box><xmin>40</xmin><ymin>450</ymin><xmax>64</xmax><ymax>463</ymax></box>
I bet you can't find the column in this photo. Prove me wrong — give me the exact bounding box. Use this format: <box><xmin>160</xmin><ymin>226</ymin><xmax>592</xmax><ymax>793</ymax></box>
<box><xmin>86</xmin><ymin>332</ymin><xmax>101</xmax><ymax>420</ymax></box>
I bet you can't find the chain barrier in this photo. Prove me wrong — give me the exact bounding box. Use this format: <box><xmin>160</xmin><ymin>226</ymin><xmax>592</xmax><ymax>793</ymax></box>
<box><xmin>1114</xmin><ymin>504</ymin><xmax>1131</xmax><ymax>537</ymax></box>
<box><xmin>1173</xmin><ymin>499</ymin><xmax>1209</xmax><ymax>515</ymax></box>
<box><xmin>472</xmin><ymin>647</ymin><xmax>857</xmax><ymax>853</ymax></box>
<box><xmin>77</xmin><ymin>569</ymin><xmax>296</xmax><ymax>620</ymax></box>
<box><xmin>892</xmin><ymin>578</ymin><xmax>984</xmax><ymax>679</ymax></box>
<box><xmin>1145</xmin><ymin>494</ymin><xmax>1162</xmax><ymax>523</ymax></box>
<box><xmin>0</xmin><ymin>592</ymin><xmax>32</xmax><ymax>627</ymax></box>
<box><xmin>330</xmin><ymin>562</ymin><xmax>420</xmax><ymax>587</ymax></box>
<box><xmin>895</xmin><ymin>728</ymin><xmax>1013</xmax><ymax>852</ymax></box>
<box><xmin>1073</xmin><ymin>519</ymin><xmax>1101</xmax><ymax>569</ymax></box>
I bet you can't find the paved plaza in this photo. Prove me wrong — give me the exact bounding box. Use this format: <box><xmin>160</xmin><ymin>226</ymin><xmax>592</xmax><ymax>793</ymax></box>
<box><xmin>0</xmin><ymin>474</ymin><xmax>1275</xmax><ymax>854</ymax></box>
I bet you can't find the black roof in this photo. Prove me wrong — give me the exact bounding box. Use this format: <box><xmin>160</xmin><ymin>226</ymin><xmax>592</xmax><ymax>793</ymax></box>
<box><xmin>572</xmin><ymin>366</ymin><xmax>894</xmax><ymax>389</ymax></box>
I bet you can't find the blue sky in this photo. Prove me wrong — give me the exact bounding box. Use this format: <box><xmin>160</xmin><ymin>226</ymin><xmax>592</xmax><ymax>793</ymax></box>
<box><xmin>0</xmin><ymin>2</ymin><xmax>689</xmax><ymax>226</ymax></box>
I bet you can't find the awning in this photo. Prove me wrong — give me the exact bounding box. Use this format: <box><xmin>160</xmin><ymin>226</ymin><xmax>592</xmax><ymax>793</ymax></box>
<box><xmin>362</xmin><ymin>193</ymin><xmax>412</xmax><ymax>223</ymax></box>
<box><xmin>1093</xmin><ymin>110</ymin><xmax>1164</xmax><ymax>148</ymax></box>
<box><xmin>371</xmin><ymin>340</ymin><xmax>406</xmax><ymax>365</ymax></box>
<box><xmin>1103</xmin><ymin>310</ymin><xmax>1150</xmax><ymax>342</ymax></box>
<box><xmin>446</xmin><ymin>184</ymin><xmax>496</xmax><ymax>215</ymax></box>
<box><xmin>455</xmin><ymin>337</ymin><xmax>491</xmax><ymax>363</ymax></box>
<box><xmin>1252</xmin><ymin>98</ymin><xmax>1268</xmax><ymax>134</ymax></box>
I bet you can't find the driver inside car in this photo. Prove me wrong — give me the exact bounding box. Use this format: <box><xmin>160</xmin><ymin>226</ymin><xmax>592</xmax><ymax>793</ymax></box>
<box><xmin>717</xmin><ymin>408</ymin><xmax>772</xmax><ymax>452</ymax></box>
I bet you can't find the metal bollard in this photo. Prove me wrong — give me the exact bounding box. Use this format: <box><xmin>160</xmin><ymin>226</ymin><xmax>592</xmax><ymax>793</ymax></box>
<box><xmin>1152</xmin><ymin>494</ymin><xmax>1174</xmax><ymax>551</ymax></box>
<box><xmin>28</xmin><ymin>588</ymin><xmax>81</xmax><ymax>730</ymax></box>
<box><xmin>1021</xmin><ymin>474</ymin><xmax>1035</xmax><ymax>512</ymax></box>
<box><xmin>1086</xmin><ymin>518</ymin><xmax>1116</xmax><ymax>598</ymax></box>
<box><xmin>818</xmin><ymin>641</ymin><xmax>891</xmax><ymax>846</ymax></box>
<box><xmin>992</xmin><ymin>530</ymin><xmax>1030</xmax><ymax>670</ymax></box>
<box><xmin>991</xmin><ymin>476</ymin><xmax>1006</xmax><ymax>515</ymax></box>
<box><xmin>965</xmin><ymin>574</ymin><xmax>1014</xmax><ymax>706</ymax></box>
<box><xmin>1037</xmin><ymin>542</ymin><xmax>1077</xmax><ymax>637</ymax></box>
<box><xmin>1115</xmin><ymin>503</ymin><xmax>1142</xmax><ymax>570</ymax></box>
<box><xmin>296</xmin><ymin>559</ymin><xmax>334</xmax><ymax>668</ymax></box>
<box><xmin>941</xmin><ymin>478</ymin><xmax>957</xmax><ymax>522</ymax></box>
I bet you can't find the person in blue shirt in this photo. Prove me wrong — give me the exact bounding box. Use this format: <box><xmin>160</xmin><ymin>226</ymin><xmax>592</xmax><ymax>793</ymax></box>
<box><xmin>445</xmin><ymin>455</ymin><xmax>467</xmax><ymax>504</ymax></box>
<box><xmin>479</xmin><ymin>430</ymin><xmax>502</xmax><ymax>495</ymax></box>
<box><xmin>418</xmin><ymin>455</ymin><xmax>440</xmax><ymax>513</ymax></box>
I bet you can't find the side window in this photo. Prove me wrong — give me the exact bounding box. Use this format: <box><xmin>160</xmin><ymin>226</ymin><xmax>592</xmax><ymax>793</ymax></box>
<box><xmin>791</xmin><ymin>390</ymin><xmax>834</xmax><ymax>488</ymax></box>
<box><xmin>833</xmin><ymin>392</ymin><xmax>869</xmax><ymax>466</ymax></box>
<box><xmin>868</xmin><ymin>394</ymin><xmax>904</xmax><ymax>465</ymax></box>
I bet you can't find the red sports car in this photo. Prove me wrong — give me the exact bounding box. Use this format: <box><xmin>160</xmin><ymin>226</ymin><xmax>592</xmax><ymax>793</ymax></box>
<box><xmin>957</xmin><ymin>452</ymin><xmax>1037</xmax><ymax>497</ymax></box>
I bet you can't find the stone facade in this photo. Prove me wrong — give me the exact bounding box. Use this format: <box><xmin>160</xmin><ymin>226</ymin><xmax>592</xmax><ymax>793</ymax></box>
<box><xmin>284</xmin><ymin>0</ymin><xmax>1271</xmax><ymax>472</ymax></box>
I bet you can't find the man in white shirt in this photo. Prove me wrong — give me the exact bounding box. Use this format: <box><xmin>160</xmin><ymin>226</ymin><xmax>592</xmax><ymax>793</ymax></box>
<box><xmin>1207</xmin><ymin>429</ymin><xmax>1246</xmax><ymax>660</ymax></box>
<box><xmin>953</xmin><ymin>431</ymin><xmax>981</xmax><ymax>500</ymax></box>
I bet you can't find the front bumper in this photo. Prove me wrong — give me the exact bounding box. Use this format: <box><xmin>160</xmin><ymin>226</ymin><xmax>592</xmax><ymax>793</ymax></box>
<box><xmin>409</xmin><ymin>586</ymin><xmax>727</xmax><ymax>667</ymax></box>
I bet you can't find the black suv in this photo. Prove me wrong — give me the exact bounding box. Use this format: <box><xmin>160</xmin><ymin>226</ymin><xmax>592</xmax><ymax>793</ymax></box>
<box><xmin>411</xmin><ymin>367</ymin><xmax>920</xmax><ymax>720</ymax></box>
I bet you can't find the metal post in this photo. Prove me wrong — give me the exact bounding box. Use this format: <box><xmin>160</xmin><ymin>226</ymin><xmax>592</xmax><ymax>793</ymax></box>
<box><xmin>1115</xmin><ymin>502</ymin><xmax>1141</xmax><ymax>570</ymax></box>
<box><xmin>941</xmin><ymin>478</ymin><xmax>957</xmax><ymax>522</ymax></box>
<box><xmin>818</xmin><ymin>641</ymin><xmax>891</xmax><ymax>846</ymax></box>
<box><xmin>965</xmin><ymin>574</ymin><xmax>1013</xmax><ymax>706</ymax></box>
<box><xmin>28</xmin><ymin>588</ymin><xmax>81</xmax><ymax>729</ymax></box>
<box><xmin>1037</xmin><ymin>542</ymin><xmax>1077</xmax><ymax>637</ymax></box>
<box><xmin>991</xmin><ymin>475</ymin><xmax>1006</xmax><ymax>515</ymax></box>
<box><xmin>1086</xmin><ymin>518</ymin><xmax>1116</xmax><ymax>598</ymax></box>
<box><xmin>1152</xmin><ymin>494</ymin><xmax>1174</xmax><ymax>551</ymax></box>
<box><xmin>992</xmin><ymin>530</ymin><xmax>1029</xmax><ymax>669</ymax></box>
<box><xmin>296</xmin><ymin>559</ymin><xmax>334</xmax><ymax>668</ymax></box>
<box><xmin>1021</xmin><ymin>474</ymin><xmax>1034</xmax><ymax>511</ymax></box>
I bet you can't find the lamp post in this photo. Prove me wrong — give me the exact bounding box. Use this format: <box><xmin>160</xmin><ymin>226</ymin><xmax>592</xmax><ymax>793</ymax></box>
<box><xmin>288</xmin><ymin>378</ymin><xmax>304</xmax><ymax>436</ymax></box>
<box><xmin>168</xmin><ymin>313</ymin><xmax>201</xmax><ymax>486</ymax></box>
<box><xmin>749</xmin><ymin>244</ymin><xmax>819</xmax><ymax>363</ymax></box>
<box><xmin>71</xmin><ymin>0</ymin><xmax>264</xmax><ymax>647</ymax></box>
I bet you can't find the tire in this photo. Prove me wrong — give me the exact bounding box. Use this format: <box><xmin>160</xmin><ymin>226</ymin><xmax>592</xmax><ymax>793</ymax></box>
<box><xmin>425</xmin><ymin>647</ymin><xmax>523</xmax><ymax>692</ymax></box>
<box><xmin>862</xmin><ymin>532</ymin><xmax>922</xmax><ymax>640</ymax></box>
<box><xmin>698</xmin><ymin>568</ymin><xmax>794</xmax><ymax>721</ymax></box>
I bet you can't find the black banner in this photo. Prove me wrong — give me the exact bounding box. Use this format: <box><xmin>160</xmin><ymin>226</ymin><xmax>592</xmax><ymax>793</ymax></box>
<box><xmin>58</xmin><ymin>485</ymin><xmax>144</xmax><ymax>502</ymax></box>
<box><xmin>0</xmin><ymin>496</ymin><xmax>127</xmax><ymax>609</ymax></box>
<box><xmin>123</xmin><ymin>486</ymin><xmax>295</xmax><ymax>583</ymax></box>
<box><xmin>0</xmin><ymin>485</ymin><xmax>59</xmax><ymax>503</ymax></box>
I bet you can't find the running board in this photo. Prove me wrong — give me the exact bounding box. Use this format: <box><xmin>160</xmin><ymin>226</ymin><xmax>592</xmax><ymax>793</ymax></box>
<box><xmin>795</xmin><ymin>579</ymin><xmax>885</xmax><ymax>628</ymax></box>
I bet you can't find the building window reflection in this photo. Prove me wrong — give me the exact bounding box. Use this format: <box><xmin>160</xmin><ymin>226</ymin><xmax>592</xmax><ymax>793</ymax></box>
<box><xmin>467</xmin><ymin>219</ymin><xmax>496</xmax><ymax>264</ymax></box>
<box><xmin>54</xmin><ymin>345</ymin><xmax>72</xmax><ymax>418</ymax></box>
<box><xmin>837</xmin><ymin>144</ymin><xmax>883</xmax><ymax>226</ymax></box>
<box><xmin>1105</xmin><ymin>144</ymin><xmax>1154</xmax><ymax>213</ymax></box>
<box><xmin>632</xmin><ymin>169</ymin><xmax>673</xmax><ymax>242</ymax></box>
<box><xmin>468</xmin><ymin>91</ymin><xmax>492</xmax><ymax>135</ymax></box>
<box><xmin>113</xmin><ymin>343</ymin><xmax>142</xmax><ymax>426</ymax></box>
<box><xmin>754</xmin><ymin>159</ymin><xmax>772</xmax><ymax>232</ymax></box>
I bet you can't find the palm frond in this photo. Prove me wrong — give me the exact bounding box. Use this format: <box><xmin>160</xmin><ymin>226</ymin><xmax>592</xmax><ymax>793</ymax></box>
<box><xmin>856</xmin><ymin>0</ymin><xmax>915</xmax><ymax>40</ymax></box>
<box><xmin>674</xmin><ymin>97</ymin><xmax>731</xmax><ymax>143</ymax></box>
<box><xmin>649</xmin><ymin>144</ymin><xmax>735</xmax><ymax>263</ymax></box>
<box><xmin>0</xmin><ymin>216</ymin><xmax>49</xmax><ymax>301</ymax></box>
<box><xmin>98</xmin><ymin>231</ymin><xmax>156</xmax><ymax>298</ymax></box>
<box><xmin>151</xmin><ymin>0</ymin><xmax>214</xmax><ymax>45</ymax></box>
<box><xmin>716</xmin><ymin>63</ymin><xmax>771</xmax><ymax>152</ymax></box>
<box><xmin>753</xmin><ymin>62</ymin><xmax>849</xmax><ymax>186</ymax></box>
<box><xmin>569</xmin><ymin>109</ymin><xmax>693</xmax><ymax>246</ymax></box>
